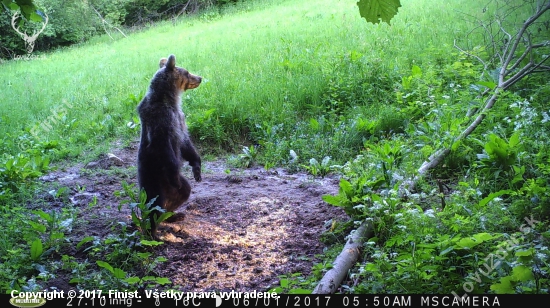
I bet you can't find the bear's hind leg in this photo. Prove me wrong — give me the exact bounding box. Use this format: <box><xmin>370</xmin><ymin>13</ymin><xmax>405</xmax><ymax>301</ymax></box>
<box><xmin>138</xmin><ymin>172</ymin><xmax>165</xmax><ymax>240</ymax></box>
<box><xmin>164</xmin><ymin>174</ymin><xmax>191</xmax><ymax>212</ymax></box>
<box><xmin>163</xmin><ymin>175</ymin><xmax>191</xmax><ymax>223</ymax></box>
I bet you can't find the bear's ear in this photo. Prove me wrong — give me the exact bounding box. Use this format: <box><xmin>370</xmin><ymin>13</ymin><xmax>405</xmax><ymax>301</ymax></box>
<box><xmin>159</xmin><ymin>58</ymin><xmax>168</xmax><ymax>68</ymax></box>
<box><xmin>165</xmin><ymin>54</ymin><xmax>176</xmax><ymax>70</ymax></box>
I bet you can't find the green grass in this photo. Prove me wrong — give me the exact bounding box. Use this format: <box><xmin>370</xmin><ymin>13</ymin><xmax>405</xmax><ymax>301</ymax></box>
<box><xmin>2</xmin><ymin>0</ymin><xmax>549</xmax><ymax>295</ymax></box>
<box><xmin>0</xmin><ymin>0</ymin><xmax>487</xmax><ymax>160</ymax></box>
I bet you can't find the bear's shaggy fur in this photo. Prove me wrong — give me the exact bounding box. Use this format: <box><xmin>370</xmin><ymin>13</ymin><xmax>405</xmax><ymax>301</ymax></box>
<box><xmin>137</xmin><ymin>54</ymin><xmax>202</xmax><ymax>239</ymax></box>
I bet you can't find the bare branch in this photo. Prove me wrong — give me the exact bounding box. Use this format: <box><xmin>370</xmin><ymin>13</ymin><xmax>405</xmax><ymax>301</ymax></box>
<box><xmin>175</xmin><ymin>0</ymin><xmax>193</xmax><ymax>20</ymax></box>
<box><xmin>532</xmin><ymin>41</ymin><xmax>550</xmax><ymax>48</ymax></box>
<box><xmin>509</xmin><ymin>41</ymin><xmax>532</xmax><ymax>71</ymax></box>
<box><xmin>404</xmin><ymin>1</ymin><xmax>550</xmax><ymax>195</ymax></box>
<box><xmin>496</xmin><ymin>17</ymin><xmax>513</xmax><ymax>62</ymax></box>
<box><xmin>90</xmin><ymin>5</ymin><xmax>127</xmax><ymax>39</ymax></box>
<box><xmin>503</xmin><ymin>62</ymin><xmax>534</xmax><ymax>89</ymax></box>
<box><xmin>501</xmin><ymin>1</ymin><xmax>550</xmax><ymax>77</ymax></box>
<box><xmin>530</xmin><ymin>54</ymin><xmax>550</xmax><ymax>71</ymax></box>
<box><xmin>454</xmin><ymin>39</ymin><xmax>489</xmax><ymax>72</ymax></box>
<box><xmin>477</xmin><ymin>16</ymin><xmax>502</xmax><ymax>64</ymax></box>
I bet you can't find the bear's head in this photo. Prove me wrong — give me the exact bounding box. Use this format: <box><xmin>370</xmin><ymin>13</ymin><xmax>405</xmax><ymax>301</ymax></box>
<box><xmin>158</xmin><ymin>54</ymin><xmax>202</xmax><ymax>92</ymax></box>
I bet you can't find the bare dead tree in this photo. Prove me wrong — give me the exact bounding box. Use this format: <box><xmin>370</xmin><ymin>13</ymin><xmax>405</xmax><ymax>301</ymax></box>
<box><xmin>172</xmin><ymin>0</ymin><xmax>193</xmax><ymax>24</ymax></box>
<box><xmin>90</xmin><ymin>5</ymin><xmax>127</xmax><ymax>40</ymax></box>
<box><xmin>400</xmin><ymin>0</ymin><xmax>550</xmax><ymax>195</ymax></box>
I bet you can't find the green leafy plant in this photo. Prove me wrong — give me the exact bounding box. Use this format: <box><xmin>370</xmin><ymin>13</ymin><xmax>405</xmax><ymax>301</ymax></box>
<box><xmin>0</xmin><ymin>151</ymin><xmax>51</xmax><ymax>192</ymax></box>
<box><xmin>269</xmin><ymin>273</ymin><xmax>313</xmax><ymax>294</ymax></box>
<box><xmin>302</xmin><ymin>156</ymin><xmax>332</xmax><ymax>177</ymax></box>
<box><xmin>476</xmin><ymin>132</ymin><xmax>524</xmax><ymax>190</ymax></box>
<box><xmin>124</xmin><ymin>240</ymin><xmax>172</xmax><ymax>289</ymax></box>
<box><xmin>357</xmin><ymin>0</ymin><xmax>402</xmax><ymax>25</ymax></box>
<box><xmin>30</xmin><ymin>209</ymin><xmax>72</xmax><ymax>252</ymax></box>
<box><xmin>116</xmin><ymin>182</ymin><xmax>173</xmax><ymax>239</ymax></box>
<box><xmin>238</xmin><ymin>145</ymin><xmax>259</xmax><ymax>168</ymax></box>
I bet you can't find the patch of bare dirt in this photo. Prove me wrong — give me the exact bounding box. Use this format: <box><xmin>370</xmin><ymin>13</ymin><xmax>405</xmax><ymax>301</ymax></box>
<box><xmin>37</xmin><ymin>142</ymin><xmax>348</xmax><ymax>292</ymax></box>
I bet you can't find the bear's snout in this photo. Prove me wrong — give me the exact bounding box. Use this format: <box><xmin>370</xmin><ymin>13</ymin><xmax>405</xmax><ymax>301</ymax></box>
<box><xmin>193</xmin><ymin>74</ymin><xmax>202</xmax><ymax>84</ymax></box>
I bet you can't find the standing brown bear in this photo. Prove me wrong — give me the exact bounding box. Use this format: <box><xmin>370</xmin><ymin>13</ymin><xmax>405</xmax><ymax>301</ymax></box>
<box><xmin>137</xmin><ymin>54</ymin><xmax>202</xmax><ymax>239</ymax></box>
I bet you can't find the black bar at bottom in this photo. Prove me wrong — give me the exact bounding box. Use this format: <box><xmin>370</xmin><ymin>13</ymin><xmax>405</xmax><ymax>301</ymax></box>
<box><xmin>3</xmin><ymin>293</ymin><xmax>549</xmax><ymax>308</ymax></box>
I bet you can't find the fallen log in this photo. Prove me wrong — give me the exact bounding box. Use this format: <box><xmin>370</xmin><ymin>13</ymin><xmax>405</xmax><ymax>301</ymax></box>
<box><xmin>312</xmin><ymin>221</ymin><xmax>372</xmax><ymax>294</ymax></box>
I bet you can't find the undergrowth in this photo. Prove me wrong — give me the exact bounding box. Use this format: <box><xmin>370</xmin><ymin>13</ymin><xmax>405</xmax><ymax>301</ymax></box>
<box><xmin>1</xmin><ymin>0</ymin><xmax>549</xmax><ymax>295</ymax></box>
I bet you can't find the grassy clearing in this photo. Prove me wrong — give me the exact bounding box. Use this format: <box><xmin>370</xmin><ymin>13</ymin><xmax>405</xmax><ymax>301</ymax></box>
<box><xmin>1</xmin><ymin>0</ymin><xmax>486</xmax><ymax>160</ymax></box>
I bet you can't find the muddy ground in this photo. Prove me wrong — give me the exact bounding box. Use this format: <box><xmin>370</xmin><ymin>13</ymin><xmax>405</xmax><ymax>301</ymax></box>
<box><xmin>36</xmin><ymin>142</ymin><xmax>349</xmax><ymax>292</ymax></box>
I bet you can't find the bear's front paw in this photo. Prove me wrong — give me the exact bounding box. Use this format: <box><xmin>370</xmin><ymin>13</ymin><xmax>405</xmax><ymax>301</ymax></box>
<box><xmin>192</xmin><ymin>166</ymin><xmax>202</xmax><ymax>182</ymax></box>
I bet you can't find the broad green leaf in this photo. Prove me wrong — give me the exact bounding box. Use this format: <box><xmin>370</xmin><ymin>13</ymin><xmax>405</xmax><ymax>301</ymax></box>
<box><xmin>357</xmin><ymin>0</ymin><xmax>402</xmax><ymax>25</ymax></box>
<box><xmin>270</xmin><ymin>287</ymin><xmax>283</xmax><ymax>293</ymax></box>
<box><xmin>137</xmin><ymin>252</ymin><xmax>152</xmax><ymax>259</ymax></box>
<box><xmin>369</xmin><ymin>178</ymin><xmax>386</xmax><ymax>190</ymax></box>
<box><xmin>141</xmin><ymin>239</ymin><xmax>164</xmax><ymax>247</ymax></box>
<box><xmin>477</xmin><ymin>81</ymin><xmax>497</xmax><ymax>90</ymax></box>
<box><xmin>156</xmin><ymin>211</ymin><xmax>173</xmax><ymax>223</ymax></box>
<box><xmin>479</xmin><ymin>190</ymin><xmax>513</xmax><ymax>207</ymax></box>
<box><xmin>451</xmin><ymin>139</ymin><xmax>462</xmax><ymax>151</ymax></box>
<box><xmin>339</xmin><ymin>179</ymin><xmax>353</xmax><ymax>199</ymax></box>
<box><xmin>69</xmin><ymin>278</ymin><xmax>83</xmax><ymax>283</ymax></box>
<box><xmin>203</xmin><ymin>108</ymin><xmax>216</xmax><ymax>118</ymax></box>
<box><xmin>15</xmin><ymin>0</ymin><xmax>36</xmax><ymax>7</ymax></box>
<box><xmin>155</xmin><ymin>277</ymin><xmax>171</xmax><ymax>285</ymax></box>
<box><xmin>5</xmin><ymin>158</ymin><xmax>14</xmax><ymax>170</ymax></box>
<box><xmin>28</xmin><ymin>10</ymin><xmax>42</xmax><ymax>22</ymax></box>
<box><xmin>19</xmin><ymin>4</ymin><xmax>39</xmax><ymax>21</ymax></box>
<box><xmin>126</xmin><ymin>277</ymin><xmax>141</xmax><ymax>284</ymax></box>
<box><xmin>490</xmin><ymin>276</ymin><xmax>515</xmax><ymax>294</ymax></box>
<box><xmin>515</xmin><ymin>249</ymin><xmax>534</xmax><ymax>257</ymax></box>
<box><xmin>2</xmin><ymin>0</ymin><xmax>18</xmax><ymax>10</ymax></box>
<box><xmin>141</xmin><ymin>276</ymin><xmax>157</xmax><ymax>282</ymax></box>
<box><xmin>456</xmin><ymin>237</ymin><xmax>486</xmax><ymax>249</ymax></box>
<box><xmin>509</xmin><ymin>131</ymin><xmax>520</xmax><ymax>148</ymax></box>
<box><xmin>365</xmin><ymin>263</ymin><xmax>379</xmax><ymax>272</ymax></box>
<box><xmin>472</xmin><ymin>232</ymin><xmax>497</xmax><ymax>242</ymax></box>
<box><xmin>155</xmin><ymin>256</ymin><xmax>168</xmax><ymax>262</ymax></box>
<box><xmin>30</xmin><ymin>239</ymin><xmax>43</xmax><ymax>261</ymax></box>
<box><xmin>512</xmin><ymin>265</ymin><xmax>534</xmax><ymax>282</ymax></box>
<box><xmin>96</xmin><ymin>260</ymin><xmax>114</xmax><ymax>273</ymax></box>
<box><xmin>411</xmin><ymin>65</ymin><xmax>422</xmax><ymax>77</ymax></box>
<box><xmin>280</xmin><ymin>279</ymin><xmax>289</xmax><ymax>288</ymax></box>
<box><xmin>309</xmin><ymin>118</ymin><xmax>319</xmax><ymax>130</ymax></box>
<box><xmin>112</xmin><ymin>268</ymin><xmax>126</xmax><ymax>279</ymax></box>
<box><xmin>51</xmin><ymin>232</ymin><xmax>64</xmax><ymax>240</ymax></box>
<box><xmin>76</xmin><ymin>236</ymin><xmax>95</xmax><ymax>249</ymax></box>
<box><xmin>401</xmin><ymin>75</ymin><xmax>412</xmax><ymax>89</ymax></box>
<box><xmin>28</xmin><ymin>221</ymin><xmax>46</xmax><ymax>233</ymax></box>
<box><xmin>439</xmin><ymin>246</ymin><xmax>454</xmax><ymax>256</ymax></box>
<box><xmin>131</xmin><ymin>212</ymin><xmax>141</xmax><ymax>226</ymax></box>
<box><xmin>322</xmin><ymin>194</ymin><xmax>345</xmax><ymax>207</ymax></box>
<box><xmin>33</xmin><ymin>210</ymin><xmax>51</xmax><ymax>221</ymax></box>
